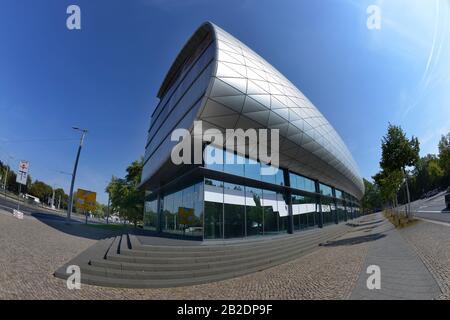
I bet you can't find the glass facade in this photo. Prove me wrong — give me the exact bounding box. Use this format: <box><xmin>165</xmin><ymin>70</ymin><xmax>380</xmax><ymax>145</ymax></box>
<box><xmin>144</xmin><ymin>181</ymin><xmax>203</xmax><ymax>237</ymax></box>
<box><xmin>224</xmin><ymin>182</ymin><xmax>246</xmax><ymax>238</ymax></box>
<box><xmin>289</xmin><ymin>173</ymin><xmax>316</xmax><ymax>193</ymax></box>
<box><xmin>144</xmin><ymin>144</ymin><xmax>361</xmax><ymax>240</ymax></box>
<box><xmin>291</xmin><ymin>193</ymin><xmax>318</xmax><ymax>230</ymax></box>
<box><xmin>143</xmin><ymin>198</ymin><xmax>158</xmax><ymax>231</ymax></box>
<box><xmin>320</xmin><ymin>196</ymin><xmax>336</xmax><ymax>226</ymax></box>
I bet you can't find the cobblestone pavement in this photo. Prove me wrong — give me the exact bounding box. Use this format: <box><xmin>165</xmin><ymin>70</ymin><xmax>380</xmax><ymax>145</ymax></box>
<box><xmin>349</xmin><ymin>213</ymin><xmax>441</xmax><ymax>300</ymax></box>
<box><xmin>400</xmin><ymin>220</ymin><xmax>450</xmax><ymax>300</ymax></box>
<box><xmin>0</xmin><ymin>209</ymin><xmax>368</xmax><ymax>300</ymax></box>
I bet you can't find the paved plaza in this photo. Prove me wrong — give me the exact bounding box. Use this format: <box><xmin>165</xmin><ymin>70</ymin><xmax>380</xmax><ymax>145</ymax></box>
<box><xmin>1</xmin><ymin>208</ymin><xmax>450</xmax><ymax>300</ymax></box>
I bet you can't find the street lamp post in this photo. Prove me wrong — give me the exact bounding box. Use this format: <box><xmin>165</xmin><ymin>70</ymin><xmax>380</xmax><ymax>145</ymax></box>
<box><xmin>106</xmin><ymin>190</ymin><xmax>110</xmax><ymax>225</ymax></box>
<box><xmin>67</xmin><ymin>127</ymin><xmax>88</xmax><ymax>224</ymax></box>
<box><xmin>51</xmin><ymin>184</ymin><xmax>56</xmax><ymax>209</ymax></box>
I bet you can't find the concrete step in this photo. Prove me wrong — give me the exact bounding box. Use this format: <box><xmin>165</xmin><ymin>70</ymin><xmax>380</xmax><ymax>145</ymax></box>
<box><xmin>129</xmin><ymin>226</ymin><xmax>345</xmax><ymax>252</ymax></box>
<box><xmin>119</xmin><ymin>229</ymin><xmax>331</xmax><ymax>258</ymax></box>
<box><xmin>106</xmin><ymin>231</ymin><xmax>330</xmax><ymax>266</ymax></box>
<box><xmin>54</xmin><ymin>219</ymin><xmax>357</xmax><ymax>288</ymax></box>
<box><xmin>76</xmin><ymin>244</ymin><xmax>320</xmax><ymax>288</ymax></box>
<box><xmin>84</xmin><ymin>241</ymin><xmax>320</xmax><ymax>281</ymax></box>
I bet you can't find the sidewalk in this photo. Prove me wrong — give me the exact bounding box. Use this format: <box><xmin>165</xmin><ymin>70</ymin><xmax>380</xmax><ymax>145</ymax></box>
<box><xmin>349</xmin><ymin>213</ymin><xmax>441</xmax><ymax>300</ymax></box>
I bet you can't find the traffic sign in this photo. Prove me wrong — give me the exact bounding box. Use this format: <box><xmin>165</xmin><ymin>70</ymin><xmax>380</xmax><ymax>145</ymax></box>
<box><xmin>75</xmin><ymin>188</ymin><xmax>97</xmax><ymax>211</ymax></box>
<box><xmin>16</xmin><ymin>160</ymin><xmax>29</xmax><ymax>185</ymax></box>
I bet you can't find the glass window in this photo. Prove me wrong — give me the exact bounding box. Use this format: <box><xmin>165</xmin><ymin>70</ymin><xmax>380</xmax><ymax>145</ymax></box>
<box><xmin>320</xmin><ymin>196</ymin><xmax>336</xmax><ymax>225</ymax></box>
<box><xmin>291</xmin><ymin>194</ymin><xmax>318</xmax><ymax>230</ymax></box>
<box><xmin>277</xmin><ymin>193</ymin><xmax>289</xmax><ymax>233</ymax></box>
<box><xmin>143</xmin><ymin>198</ymin><xmax>158</xmax><ymax>231</ymax></box>
<box><xmin>319</xmin><ymin>183</ymin><xmax>333</xmax><ymax>197</ymax></box>
<box><xmin>275</xmin><ymin>168</ymin><xmax>285</xmax><ymax>186</ymax></box>
<box><xmin>261</xmin><ymin>163</ymin><xmax>276</xmax><ymax>184</ymax></box>
<box><xmin>224</xmin><ymin>183</ymin><xmax>246</xmax><ymax>238</ymax></box>
<box><xmin>244</xmin><ymin>157</ymin><xmax>261</xmax><ymax>181</ymax></box>
<box><xmin>245</xmin><ymin>186</ymin><xmax>263</xmax><ymax>237</ymax></box>
<box><xmin>289</xmin><ymin>172</ymin><xmax>316</xmax><ymax>193</ymax></box>
<box><xmin>335</xmin><ymin>189</ymin><xmax>343</xmax><ymax>199</ymax></box>
<box><xmin>204</xmin><ymin>144</ymin><xmax>223</xmax><ymax>172</ymax></box>
<box><xmin>204</xmin><ymin>179</ymin><xmax>224</xmax><ymax>239</ymax></box>
<box><xmin>180</xmin><ymin>184</ymin><xmax>203</xmax><ymax>237</ymax></box>
<box><xmin>289</xmin><ymin>173</ymin><xmax>298</xmax><ymax>189</ymax></box>
<box><xmin>262</xmin><ymin>189</ymin><xmax>278</xmax><ymax>235</ymax></box>
<box><xmin>336</xmin><ymin>199</ymin><xmax>347</xmax><ymax>222</ymax></box>
<box><xmin>162</xmin><ymin>193</ymin><xmax>175</xmax><ymax>232</ymax></box>
<box><xmin>299</xmin><ymin>176</ymin><xmax>316</xmax><ymax>193</ymax></box>
<box><xmin>224</xmin><ymin>150</ymin><xmax>245</xmax><ymax>177</ymax></box>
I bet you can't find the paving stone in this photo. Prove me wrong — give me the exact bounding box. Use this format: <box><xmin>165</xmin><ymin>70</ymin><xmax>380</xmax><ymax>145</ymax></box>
<box><xmin>0</xmin><ymin>209</ymin><xmax>367</xmax><ymax>299</ymax></box>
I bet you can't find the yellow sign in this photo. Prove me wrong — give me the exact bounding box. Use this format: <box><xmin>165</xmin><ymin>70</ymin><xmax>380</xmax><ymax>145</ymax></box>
<box><xmin>178</xmin><ymin>207</ymin><xmax>194</xmax><ymax>225</ymax></box>
<box><xmin>75</xmin><ymin>189</ymin><xmax>97</xmax><ymax>211</ymax></box>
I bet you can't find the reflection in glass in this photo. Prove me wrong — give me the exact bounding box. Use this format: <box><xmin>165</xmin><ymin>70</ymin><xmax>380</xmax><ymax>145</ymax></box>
<box><xmin>263</xmin><ymin>189</ymin><xmax>278</xmax><ymax>234</ymax></box>
<box><xmin>336</xmin><ymin>199</ymin><xmax>346</xmax><ymax>222</ymax></box>
<box><xmin>143</xmin><ymin>199</ymin><xmax>158</xmax><ymax>231</ymax></box>
<box><xmin>224</xmin><ymin>182</ymin><xmax>246</xmax><ymax>238</ymax></box>
<box><xmin>246</xmin><ymin>186</ymin><xmax>263</xmax><ymax>237</ymax></box>
<box><xmin>204</xmin><ymin>144</ymin><xmax>223</xmax><ymax>172</ymax></box>
<box><xmin>244</xmin><ymin>157</ymin><xmax>261</xmax><ymax>181</ymax></box>
<box><xmin>289</xmin><ymin>172</ymin><xmax>315</xmax><ymax>192</ymax></box>
<box><xmin>291</xmin><ymin>194</ymin><xmax>317</xmax><ymax>230</ymax></box>
<box><xmin>204</xmin><ymin>179</ymin><xmax>224</xmax><ymax>239</ymax></box>
<box><xmin>319</xmin><ymin>183</ymin><xmax>333</xmax><ymax>197</ymax></box>
<box><xmin>321</xmin><ymin>196</ymin><xmax>335</xmax><ymax>225</ymax></box>
<box><xmin>224</xmin><ymin>150</ymin><xmax>244</xmax><ymax>177</ymax></box>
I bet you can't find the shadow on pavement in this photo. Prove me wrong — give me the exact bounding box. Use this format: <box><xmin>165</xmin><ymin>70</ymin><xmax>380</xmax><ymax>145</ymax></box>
<box><xmin>30</xmin><ymin>212</ymin><xmax>131</xmax><ymax>240</ymax></box>
<box><xmin>320</xmin><ymin>233</ymin><xmax>386</xmax><ymax>247</ymax></box>
<box><xmin>30</xmin><ymin>211</ymin><xmax>202</xmax><ymax>243</ymax></box>
<box><xmin>350</xmin><ymin>219</ymin><xmax>383</xmax><ymax>227</ymax></box>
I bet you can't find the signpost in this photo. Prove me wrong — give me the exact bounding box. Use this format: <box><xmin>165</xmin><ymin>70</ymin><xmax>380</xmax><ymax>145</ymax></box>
<box><xmin>75</xmin><ymin>188</ymin><xmax>96</xmax><ymax>223</ymax></box>
<box><xmin>14</xmin><ymin>160</ymin><xmax>29</xmax><ymax>218</ymax></box>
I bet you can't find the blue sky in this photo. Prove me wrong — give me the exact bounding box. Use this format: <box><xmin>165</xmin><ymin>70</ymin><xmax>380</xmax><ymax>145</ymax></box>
<box><xmin>1</xmin><ymin>0</ymin><xmax>449</xmax><ymax>204</ymax></box>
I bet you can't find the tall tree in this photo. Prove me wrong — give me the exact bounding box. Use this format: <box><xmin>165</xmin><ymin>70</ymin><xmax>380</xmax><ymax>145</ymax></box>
<box><xmin>438</xmin><ymin>133</ymin><xmax>450</xmax><ymax>179</ymax></box>
<box><xmin>29</xmin><ymin>180</ymin><xmax>53</xmax><ymax>204</ymax></box>
<box><xmin>106</xmin><ymin>158</ymin><xmax>144</xmax><ymax>227</ymax></box>
<box><xmin>379</xmin><ymin>124</ymin><xmax>420</xmax><ymax>217</ymax></box>
<box><xmin>361</xmin><ymin>178</ymin><xmax>383</xmax><ymax>213</ymax></box>
<box><xmin>373</xmin><ymin>169</ymin><xmax>404</xmax><ymax>207</ymax></box>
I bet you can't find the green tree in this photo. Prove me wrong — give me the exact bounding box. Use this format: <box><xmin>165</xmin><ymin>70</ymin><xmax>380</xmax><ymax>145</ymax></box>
<box><xmin>379</xmin><ymin>124</ymin><xmax>420</xmax><ymax>217</ymax></box>
<box><xmin>373</xmin><ymin>169</ymin><xmax>404</xmax><ymax>207</ymax></box>
<box><xmin>54</xmin><ymin>188</ymin><xmax>69</xmax><ymax>210</ymax></box>
<box><xmin>438</xmin><ymin>133</ymin><xmax>450</xmax><ymax>180</ymax></box>
<box><xmin>409</xmin><ymin>154</ymin><xmax>444</xmax><ymax>198</ymax></box>
<box><xmin>361</xmin><ymin>178</ymin><xmax>383</xmax><ymax>213</ymax></box>
<box><xmin>29</xmin><ymin>180</ymin><xmax>53</xmax><ymax>204</ymax></box>
<box><xmin>106</xmin><ymin>158</ymin><xmax>144</xmax><ymax>227</ymax></box>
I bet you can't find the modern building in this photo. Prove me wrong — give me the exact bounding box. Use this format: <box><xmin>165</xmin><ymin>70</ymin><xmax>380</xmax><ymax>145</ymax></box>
<box><xmin>140</xmin><ymin>22</ymin><xmax>364</xmax><ymax>240</ymax></box>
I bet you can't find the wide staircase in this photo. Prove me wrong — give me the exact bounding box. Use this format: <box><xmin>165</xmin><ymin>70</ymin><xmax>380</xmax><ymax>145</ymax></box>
<box><xmin>54</xmin><ymin>221</ymin><xmax>358</xmax><ymax>288</ymax></box>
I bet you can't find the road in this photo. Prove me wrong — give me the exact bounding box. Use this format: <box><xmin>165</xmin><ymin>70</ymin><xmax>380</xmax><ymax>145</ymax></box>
<box><xmin>0</xmin><ymin>194</ymin><xmax>103</xmax><ymax>224</ymax></box>
<box><xmin>398</xmin><ymin>191</ymin><xmax>450</xmax><ymax>223</ymax></box>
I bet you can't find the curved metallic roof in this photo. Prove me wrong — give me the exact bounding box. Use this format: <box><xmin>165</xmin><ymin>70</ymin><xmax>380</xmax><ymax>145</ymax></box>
<box><xmin>195</xmin><ymin>22</ymin><xmax>364</xmax><ymax>198</ymax></box>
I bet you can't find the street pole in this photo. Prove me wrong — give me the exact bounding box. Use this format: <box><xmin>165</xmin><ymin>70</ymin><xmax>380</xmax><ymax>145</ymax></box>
<box><xmin>67</xmin><ymin>128</ymin><xmax>88</xmax><ymax>224</ymax></box>
<box><xmin>51</xmin><ymin>184</ymin><xmax>56</xmax><ymax>209</ymax></box>
<box><xmin>3</xmin><ymin>166</ymin><xmax>8</xmax><ymax>197</ymax></box>
<box><xmin>106</xmin><ymin>191</ymin><xmax>110</xmax><ymax>225</ymax></box>
<box><xmin>17</xmin><ymin>183</ymin><xmax>22</xmax><ymax>211</ymax></box>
